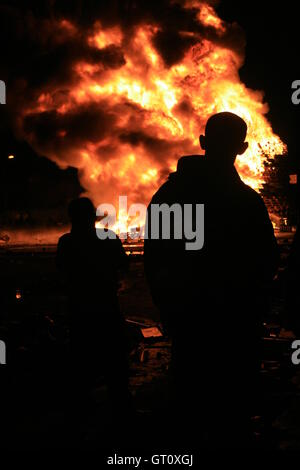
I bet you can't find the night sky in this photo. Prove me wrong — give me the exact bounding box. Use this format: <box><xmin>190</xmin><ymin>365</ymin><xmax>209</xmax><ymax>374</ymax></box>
<box><xmin>216</xmin><ymin>1</ymin><xmax>299</xmax><ymax>163</ymax></box>
<box><xmin>0</xmin><ymin>0</ymin><xmax>299</xmax><ymax>220</ymax></box>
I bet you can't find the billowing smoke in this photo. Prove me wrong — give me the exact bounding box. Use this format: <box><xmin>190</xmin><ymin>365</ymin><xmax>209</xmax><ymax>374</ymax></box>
<box><xmin>1</xmin><ymin>0</ymin><xmax>285</xmax><ymax>209</ymax></box>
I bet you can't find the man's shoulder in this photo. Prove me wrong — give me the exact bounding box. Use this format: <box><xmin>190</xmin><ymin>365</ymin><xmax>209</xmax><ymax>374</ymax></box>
<box><xmin>150</xmin><ymin>183</ymin><xmax>169</xmax><ymax>204</ymax></box>
<box><xmin>149</xmin><ymin>176</ymin><xmax>178</xmax><ymax>206</ymax></box>
<box><xmin>240</xmin><ymin>180</ymin><xmax>262</xmax><ymax>198</ymax></box>
<box><xmin>58</xmin><ymin>232</ymin><xmax>72</xmax><ymax>245</ymax></box>
<box><xmin>238</xmin><ymin>181</ymin><xmax>267</xmax><ymax>209</ymax></box>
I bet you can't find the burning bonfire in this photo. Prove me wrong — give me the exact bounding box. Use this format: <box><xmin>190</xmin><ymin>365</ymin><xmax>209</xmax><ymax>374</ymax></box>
<box><xmin>15</xmin><ymin>1</ymin><xmax>285</xmax><ymax>233</ymax></box>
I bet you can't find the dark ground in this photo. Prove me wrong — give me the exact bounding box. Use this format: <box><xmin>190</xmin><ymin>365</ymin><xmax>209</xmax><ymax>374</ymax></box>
<box><xmin>0</xmin><ymin>235</ymin><xmax>300</xmax><ymax>450</ymax></box>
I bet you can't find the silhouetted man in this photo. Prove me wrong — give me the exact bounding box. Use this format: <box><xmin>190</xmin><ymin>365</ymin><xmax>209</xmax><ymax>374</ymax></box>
<box><xmin>144</xmin><ymin>112</ymin><xmax>279</xmax><ymax>447</ymax></box>
<box><xmin>57</xmin><ymin>197</ymin><xmax>130</xmax><ymax>427</ymax></box>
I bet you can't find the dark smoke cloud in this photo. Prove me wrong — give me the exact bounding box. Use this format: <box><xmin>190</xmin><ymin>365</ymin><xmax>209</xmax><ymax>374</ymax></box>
<box><xmin>119</xmin><ymin>130</ymin><xmax>191</xmax><ymax>156</ymax></box>
<box><xmin>1</xmin><ymin>0</ymin><xmax>243</xmax><ymax>83</ymax></box>
<box><xmin>23</xmin><ymin>102</ymin><xmax>117</xmax><ymax>157</ymax></box>
<box><xmin>0</xmin><ymin>0</ymin><xmax>245</xmax><ymax>204</ymax></box>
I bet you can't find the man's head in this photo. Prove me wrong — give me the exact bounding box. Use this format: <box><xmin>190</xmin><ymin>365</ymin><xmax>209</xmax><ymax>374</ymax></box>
<box><xmin>200</xmin><ymin>112</ymin><xmax>248</xmax><ymax>166</ymax></box>
<box><xmin>68</xmin><ymin>197</ymin><xmax>96</xmax><ymax>231</ymax></box>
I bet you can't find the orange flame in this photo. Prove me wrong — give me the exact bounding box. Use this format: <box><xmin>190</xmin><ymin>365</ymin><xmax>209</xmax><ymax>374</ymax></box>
<box><xmin>22</xmin><ymin>2</ymin><xmax>285</xmax><ymax>234</ymax></box>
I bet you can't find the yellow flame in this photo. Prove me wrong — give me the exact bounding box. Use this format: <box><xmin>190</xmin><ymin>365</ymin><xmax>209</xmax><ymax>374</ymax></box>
<box><xmin>25</xmin><ymin>1</ymin><xmax>285</xmax><ymax>223</ymax></box>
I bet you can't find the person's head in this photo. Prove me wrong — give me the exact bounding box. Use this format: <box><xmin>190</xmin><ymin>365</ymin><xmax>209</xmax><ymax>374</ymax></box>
<box><xmin>199</xmin><ymin>112</ymin><xmax>248</xmax><ymax>166</ymax></box>
<box><xmin>68</xmin><ymin>197</ymin><xmax>96</xmax><ymax>232</ymax></box>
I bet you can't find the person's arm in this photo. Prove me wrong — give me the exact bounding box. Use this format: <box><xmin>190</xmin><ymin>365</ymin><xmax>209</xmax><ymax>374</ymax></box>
<box><xmin>285</xmin><ymin>229</ymin><xmax>300</xmax><ymax>334</ymax></box>
<box><xmin>115</xmin><ymin>234</ymin><xmax>129</xmax><ymax>274</ymax></box>
<box><xmin>56</xmin><ymin>236</ymin><xmax>64</xmax><ymax>272</ymax></box>
<box><xmin>252</xmin><ymin>194</ymin><xmax>279</xmax><ymax>283</ymax></box>
<box><xmin>56</xmin><ymin>235</ymin><xmax>70</xmax><ymax>280</ymax></box>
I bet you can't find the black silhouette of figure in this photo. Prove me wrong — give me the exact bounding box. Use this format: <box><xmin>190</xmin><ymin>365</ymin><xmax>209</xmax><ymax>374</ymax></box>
<box><xmin>144</xmin><ymin>112</ymin><xmax>279</xmax><ymax>447</ymax></box>
<box><xmin>286</xmin><ymin>223</ymin><xmax>300</xmax><ymax>335</ymax></box>
<box><xmin>57</xmin><ymin>197</ymin><xmax>130</xmax><ymax>428</ymax></box>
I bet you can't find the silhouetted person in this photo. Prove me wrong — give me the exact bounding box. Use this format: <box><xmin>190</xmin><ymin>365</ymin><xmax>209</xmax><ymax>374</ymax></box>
<box><xmin>286</xmin><ymin>223</ymin><xmax>300</xmax><ymax>335</ymax></box>
<box><xmin>57</xmin><ymin>197</ymin><xmax>130</xmax><ymax>433</ymax></box>
<box><xmin>144</xmin><ymin>112</ymin><xmax>279</xmax><ymax>447</ymax></box>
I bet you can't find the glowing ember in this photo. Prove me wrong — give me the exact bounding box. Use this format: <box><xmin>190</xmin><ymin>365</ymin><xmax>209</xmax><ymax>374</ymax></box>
<box><xmin>15</xmin><ymin>289</ymin><xmax>22</xmax><ymax>300</ymax></box>
<box><xmin>20</xmin><ymin>1</ymin><xmax>285</xmax><ymax>233</ymax></box>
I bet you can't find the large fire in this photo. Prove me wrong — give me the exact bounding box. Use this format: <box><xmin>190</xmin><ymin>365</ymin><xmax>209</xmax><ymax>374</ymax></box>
<box><xmin>20</xmin><ymin>1</ymin><xmax>285</xmax><ymax>234</ymax></box>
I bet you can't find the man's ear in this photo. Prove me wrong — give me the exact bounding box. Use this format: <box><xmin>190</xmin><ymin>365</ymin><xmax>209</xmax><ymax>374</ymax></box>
<box><xmin>237</xmin><ymin>141</ymin><xmax>248</xmax><ymax>155</ymax></box>
<box><xmin>199</xmin><ymin>135</ymin><xmax>206</xmax><ymax>150</ymax></box>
